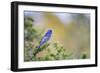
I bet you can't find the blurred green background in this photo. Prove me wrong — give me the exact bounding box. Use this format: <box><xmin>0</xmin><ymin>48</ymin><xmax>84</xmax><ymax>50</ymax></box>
<box><xmin>24</xmin><ymin>11</ymin><xmax>90</xmax><ymax>61</ymax></box>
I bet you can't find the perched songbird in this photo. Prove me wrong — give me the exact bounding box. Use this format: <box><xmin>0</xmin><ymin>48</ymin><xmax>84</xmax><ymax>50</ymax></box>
<box><xmin>34</xmin><ymin>29</ymin><xmax>52</xmax><ymax>55</ymax></box>
<box><xmin>37</xmin><ymin>29</ymin><xmax>52</xmax><ymax>49</ymax></box>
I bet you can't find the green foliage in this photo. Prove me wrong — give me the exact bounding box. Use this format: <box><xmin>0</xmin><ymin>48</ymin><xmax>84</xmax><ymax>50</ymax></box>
<box><xmin>24</xmin><ymin>16</ymin><xmax>43</xmax><ymax>61</ymax></box>
<box><xmin>30</xmin><ymin>42</ymin><xmax>71</xmax><ymax>61</ymax></box>
<box><xmin>80</xmin><ymin>53</ymin><xmax>87</xmax><ymax>59</ymax></box>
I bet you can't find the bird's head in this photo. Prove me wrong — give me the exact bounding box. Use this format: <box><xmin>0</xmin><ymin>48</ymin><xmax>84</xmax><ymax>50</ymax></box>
<box><xmin>48</xmin><ymin>29</ymin><xmax>52</xmax><ymax>34</ymax></box>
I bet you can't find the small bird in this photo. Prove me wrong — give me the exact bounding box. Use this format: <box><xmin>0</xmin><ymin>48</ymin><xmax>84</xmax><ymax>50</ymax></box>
<box><xmin>37</xmin><ymin>29</ymin><xmax>52</xmax><ymax>49</ymax></box>
<box><xmin>34</xmin><ymin>29</ymin><xmax>52</xmax><ymax>55</ymax></box>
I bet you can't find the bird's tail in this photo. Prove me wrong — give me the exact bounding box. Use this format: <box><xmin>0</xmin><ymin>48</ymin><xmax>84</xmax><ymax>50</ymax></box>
<box><xmin>34</xmin><ymin>45</ymin><xmax>41</xmax><ymax>56</ymax></box>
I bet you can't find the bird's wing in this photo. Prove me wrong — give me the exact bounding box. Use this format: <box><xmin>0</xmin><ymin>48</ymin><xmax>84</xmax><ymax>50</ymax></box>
<box><xmin>40</xmin><ymin>36</ymin><xmax>49</xmax><ymax>45</ymax></box>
